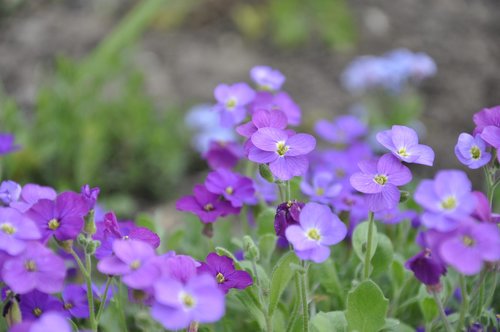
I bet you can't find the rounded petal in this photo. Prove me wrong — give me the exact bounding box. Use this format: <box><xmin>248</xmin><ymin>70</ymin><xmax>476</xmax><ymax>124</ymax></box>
<box><xmin>350</xmin><ymin>173</ymin><xmax>382</xmax><ymax>194</ymax></box>
<box><xmin>286</xmin><ymin>134</ymin><xmax>316</xmax><ymax>156</ymax></box>
<box><xmin>251</xmin><ymin>128</ymin><xmax>288</xmax><ymax>152</ymax></box>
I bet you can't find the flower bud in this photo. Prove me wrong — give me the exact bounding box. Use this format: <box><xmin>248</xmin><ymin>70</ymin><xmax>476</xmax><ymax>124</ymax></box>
<box><xmin>243</xmin><ymin>235</ymin><xmax>260</xmax><ymax>261</ymax></box>
<box><xmin>259</xmin><ymin>164</ymin><xmax>274</xmax><ymax>183</ymax></box>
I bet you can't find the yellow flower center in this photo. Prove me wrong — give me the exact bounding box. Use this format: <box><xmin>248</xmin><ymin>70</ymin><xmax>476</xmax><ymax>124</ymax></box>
<box><xmin>130</xmin><ymin>259</ymin><xmax>141</xmax><ymax>270</ymax></box>
<box><xmin>225</xmin><ymin>187</ymin><xmax>234</xmax><ymax>195</ymax></box>
<box><xmin>33</xmin><ymin>308</ymin><xmax>42</xmax><ymax>317</ymax></box>
<box><xmin>462</xmin><ymin>235</ymin><xmax>475</xmax><ymax>247</ymax></box>
<box><xmin>306</xmin><ymin>228</ymin><xmax>321</xmax><ymax>241</ymax></box>
<box><xmin>226</xmin><ymin>98</ymin><xmax>237</xmax><ymax>110</ymax></box>
<box><xmin>64</xmin><ymin>303</ymin><xmax>74</xmax><ymax>310</ymax></box>
<box><xmin>0</xmin><ymin>223</ymin><xmax>16</xmax><ymax>235</ymax></box>
<box><xmin>48</xmin><ymin>218</ymin><xmax>60</xmax><ymax>230</ymax></box>
<box><xmin>25</xmin><ymin>260</ymin><xmax>37</xmax><ymax>272</ymax></box>
<box><xmin>276</xmin><ymin>141</ymin><xmax>289</xmax><ymax>157</ymax></box>
<box><xmin>374</xmin><ymin>174</ymin><xmax>388</xmax><ymax>185</ymax></box>
<box><xmin>315</xmin><ymin>188</ymin><xmax>325</xmax><ymax>196</ymax></box>
<box><xmin>203</xmin><ymin>203</ymin><xmax>214</xmax><ymax>212</ymax></box>
<box><xmin>440</xmin><ymin>196</ymin><xmax>457</xmax><ymax>210</ymax></box>
<box><xmin>216</xmin><ymin>272</ymin><xmax>226</xmax><ymax>284</ymax></box>
<box><xmin>397</xmin><ymin>147</ymin><xmax>409</xmax><ymax>157</ymax></box>
<box><xmin>181</xmin><ymin>292</ymin><xmax>196</xmax><ymax>308</ymax></box>
<box><xmin>470</xmin><ymin>146</ymin><xmax>481</xmax><ymax>160</ymax></box>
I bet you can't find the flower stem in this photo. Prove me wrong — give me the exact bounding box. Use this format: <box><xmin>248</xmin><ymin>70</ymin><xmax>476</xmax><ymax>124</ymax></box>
<box><xmin>431</xmin><ymin>291</ymin><xmax>453</xmax><ymax>332</ymax></box>
<box><xmin>299</xmin><ymin>261</ymin><xmax>309</xmax><ymax>332</ymax></box>
<box><xmin>251</xmin><ymin>259</ymin><xmax>272</xmax><ymax>332</ymax></box>
<box><xmin>363</xmin><ymin>212</ymin><xmax>375</xmax><ymax>280</ymax></box>
<box><xmin>457</xmin><ymin>274</ymin><xmax>469</xmax><ymax>331</ymax></box>
<box><xmin>116</xmin><ymin>280</ymin><xmax>129</xmax><ymax>332</ymax></box>
<box><xmin>70</xmin><ymin>249</ymin><xmax>97</xmax><ymax>332</ymax></box>
<box><xmin>95</xmin><ymin>276</ymin><xmax>113</xmax><ymax>323</ymax></box>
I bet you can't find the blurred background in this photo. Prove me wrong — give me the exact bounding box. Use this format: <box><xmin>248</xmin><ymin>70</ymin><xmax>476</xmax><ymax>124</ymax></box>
<box><xmin>0</xmin><ymin>0</ymin><xmax>499</xmax><ymax>215</ymax></box>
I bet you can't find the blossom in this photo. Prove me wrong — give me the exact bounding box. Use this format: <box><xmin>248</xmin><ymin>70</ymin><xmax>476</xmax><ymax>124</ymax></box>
<box><xmin>405</xmin><ymin>248</ymin><xmax>446</xmax><ymax>286</ymax></box>
<box><xmin>315</xmin><ymin>115</ymin><xmax>367</xmax><ymax>145</ymax></box>
<box><xmin>472</xmin><ymin>105</ymin><xmax>500</xmax><ymax>135</ymax></box>
<box><xmin>375</xmin><ymin>207</ymin><xmax>418</xmax><ymax>225</ymax></box>
<box><xmin>80</xmin><ymin>184</ymin><xmax>100</xmax><ymax>210</ymax></box>
<box><xmin>151</xmin><ymin>274</ymin><xmax>225</xmax><ymax>330</ymax></box>
<box><xmin>250</xmin><ymin>65</ymin><xmax>285</xmax><ymax>91</ymax></box>
<box><xmin>275</xmin><ymin>200</ymin><xmax>304</xmax><ymax>247</ymax></box>
<box><xmin>376</xmin><ymin>125</ymin><xmax>434</xmax><ymax>166</ymax></box>
<box><xmin>0</xmin><ymin>133</ymin><xmax>20</xmax><ymax>155</ymax></box>
<box><xmin>249</xmin><ymin>128</ymin><xmax>316</xmax><ymax>180</ymax></box>
<box><xmin>471</xmin><ymin>191</ymin><xmax>500</xmax><ymax>223</ymax></box>
<box><xmin>0</xmin><ymin>207</ymin><xmax>41</xmax><ymax>255</ymax></box>
<box><xmin>19</xmin><ymin>290</ymin><xmax>64</xmax><ymax>321</ymax></box>
<box><xmin>176</xmin><ymin>184</ymin><xmax>239</xmax><ymax>223</ymax></box>
<box><xmin>414</xmin><ymin>170</ymin><xmax>476</xmax><ymax>231</ymax></box>
<box><xmin>97</xmin><ymin>239</ymin><xmax>159</xmax><ymax>290</ymax></box>
<box><xmin>203</xmin><ymin>141</ymin><xmax>243</xmax><ymax>170</ymax></box>
<box><xmin>205</xmin><ymin>169</ymin><xmax>256</xmax><ymax>208</ymax></box>
<box><xmin>249</xmin><ymin>91</ymin><xmax>301</xmax><ymax>126</ymax></box>
<box><xmin>9</xmin><ymin>311</ymin><xmax>71</xmax><ymax>332</ymax></box>
<box><xmin>197</xmin><ymin>253</ymin><xmax>253</xmax><ymax>293</ymax></box>
<box><xmin>0</xmin><ymin>181</ymin><xmax>22</xmax><ymax>206</ymax></box>
<box><xmin>10</xmin><ymin>184</ymin><xmax>57</xmax><ymax>213</ymax></box>
<box><xmin>2</xmin><ymin>242</ymin><xmax>66</xmax><ymax>294</ymax></box>
<box><xmin>300</xmin><ymin>172</ymin><xmax>342</xmax><ymax>204</ymax></box>
<box><xmin>62</xmin><ymin>284</ymin><xmax>89</xmax><ymax>318</ymax></box>
<box><xmin>236</xmin><ymin>109</ymin><xmax>288</xmax><ymax>140</ymax></box>
<box><xmin>285</xmin><ymin>202</ymin><xmax>347</xmax><ymax>263</ymax></box>
<box><xmin>155</xmin><ymin>253</ymin><xmax>200</xmax><ymax>284</ymax></box>
<box><xmin>213</xmin><ymin>83</ymin><xmax>256</xmax><ymax>126</ymax></box>
<box><xmin>350</xmin><ymin>154</ymin><xmax>412</xmax><ymax>212</ymax></box>
<box><xmin>253</xmin><ymin>171</ymin><xmax>277</xmax><ymax>203</ymax></box>
<box><xmin>454</xmin><ymin>133</ymin><xmax>491</xmax><ymax>169</ymax></box>
<box><xmin>27</xmin><ymin>191</ymin><xmax>89</xmax><ymax>242</ymax></box>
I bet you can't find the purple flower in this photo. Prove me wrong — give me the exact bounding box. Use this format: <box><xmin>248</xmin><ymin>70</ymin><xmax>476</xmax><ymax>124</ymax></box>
<box><xmin>2</xmin><ymin>242</ymin><xmax>66</xmax><ymax>294</ymax></box>
<box><xmin>414</xmin><ymin>170</ymin><xmax>477</xmax><ymax>231</ymax></box>
<box><xmin>176</xmin><ymin>184</ymin><xmax>239</xmax><ymax>223</ymax></box>
<box><xmin>285</xmin><ymin>202</ymin><xmax>347</xmax><ymax>263</ymax></box>
<box><xmin>0</xmin><ymin>133</ymin><xmax>20</xmax><ymax>155</ymax></box>
<box><xmin>275</xmin><ymin>200</ymin><xmax>305</xmax><ymax>247</ymax></box>
<box><xmin>350</xmin><ymin>154</ymin><xmax>412</xmax><ymax>212</ymax></box>
<box><xmin>454</xmin><ymin>133</ymin><xmax>491</xmax><ymax>169</ymax></box>
<box><xmin>472</xmin><ymin>105</ymin><xmax>500</xmax><ymax>135</ymax></box>
<box><xmin>10</xmin><ymin>311</ymin><xmax>71</xmax><ymax>332</ymax></box>
<box><xmin>479</xmin><ymin>125</ymin><xmax>500</xmax><ymax>151</ymax></box>
<box><xmin>471</xmin><ymin>191</ymin><xmax>500</xmax><ymax>223</ymax></box>
<box><xmin>405</xmin><ymin>248</ymin><xmax>447</xmax><ymax>286</ymax></box>
<box><xmin>62</xmin><ymin>284</ymin><xmax>89</xmax><ymax>318</ymax></box>
<box><xmin>10</xmin><ymin>184</ymin><xmax>57</xmax><ymax>213</ymax></box>
<box><xmin>197</xmin><ymin>253</ymin><xmax>253</xmax><ymax>293</ymax></box>
<box><xmin>438</xmin><ymin>219</ymin><xmax>500</xmax><ymax>275</ymax></box>
<box><xmin>375</xmin><ymin>207</ymin><xmax>418</xmax><ymax>225</ymax></box>
<box><xmin>205</xmin><ymin>169</ymin><xmax>256</xmax><ymax>208</ymax></box>
<box><xmin>156</xmin><ymin>253</ymin><xmax>200</xmax><ymax>284</ymax></box>
<box><xmin>97</xmin><ymin>239</ymin><xmax>160</xmax><ymax>290</ymax></box>
<box><xmin>236</xmin><ymin>109</ymin><xmax>288</xmax><ymax>140</ymax></box>
<box><xmin>376</xmin><ymin>125</ymin><xmax>434</xmax><ymax>166</ymax></box>
<box><xmin>213</xmin><ymin>83</ymin><xmax>256</xmax><ymax>126</ymax></box>
<box><xmin>80</xmin><ymin>184</ymin><xmax>100</xmax><ymax>210</ymax></box>
<box><xmin>249</xmin><ymin>128</ymin><xmax>316</xmax><ymax>180</ymax></box>
<box><xmin>300</xmin><ymin>172</ymin><xmax>342</xmax><ymax>204</ymax></box>
<box><xmin>250</xmin><ymin>66</ymin><xmax>285</xmax><ymax>91</ymax></box>
<box><xmin>151</xmin><ymin>274</ymin><xmax>225</xmax><ymax>330</ymax></box>
<box><xmin>253</xmin><ymin>171</ymin><xmax>277</xmax><ymax>203</ymax></box>
<box><xmin>0</xmin><ymin>207</ymin><xmax>41</xmax><ymax>255</ymax></box>
<box><xmin>250</xmin><ymin>91</ymin><xmax>301</xmax><ymax>126</ymax></box>
<box><xmin>19</xmin><ymin>290</ymin><xmax>64</xmax><ymax>321</ymax></box>
<box><xmin>0</xmin><ymin>181</ymin><xmax>22</xmax><ymax>206</ymax></box>
<box><xmin>27</xmin><ymin>191</ymin><xmax>89</xmax><ymax>242</ymax></box>
<box><xmin>315</xmin><ymin>115</ymin><xmax>367</xmax><ymax>145</ymax></box>
<box><xmin>203</xmin><ymin>141</ymin><xmax>243</xmax><ymax>170</ymax></box>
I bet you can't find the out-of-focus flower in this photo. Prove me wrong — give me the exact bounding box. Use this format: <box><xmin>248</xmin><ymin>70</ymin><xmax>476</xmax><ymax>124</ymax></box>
<box><xmin>0</xmin><ymin>181</ymin><xmax>22</xmax><ymax>206</ymax></box>
<box><xmin>300</xmin><ymin>172</ymin><xmax>342</xmax><ymax>204</ymax></box>
<box><xmin>213</xmin><ymin>83</ymin><xmax>255</xmax><ymax>126</ymax></box>
<box><xmin>197</xmin><ymin>253</ymin><xmax>252</xmax><ymax>293</ymax></box>
<box><xmin>405</xmin><ymin>248</ymin><xmax>446</xmax><ymax>287</ymax></box>
<box><xmin>472</xmin><ymin>105</ymin><xmax>500</xmax><ymax>135</ymax></box>
<box><xmin>203</xmin><ymin>141</ymin><xmax>243</xmax><ymax>170</ymax></box>
<box><xmin>10</xmin><ymin>184</ymin><xmax>57</xmax><ymax>213</ymax></box>
<box><xmin>315</xmin><ymin>115</ymin><xmax>367</xmax><ymax>146</ymax></box>
<box><xmin>471</xmin><ymin>191</ymin><xmax>500</xmax><ymax>223</ymax></box>
<box><xmin>9</xmin><ymin>311</ymin><xmax>71</xmax><ymax>332</ymax></box>
<box><xmin>375</xmin><ymin>207</ymin><xmax>418</xmax><ymax>225</ymax></box>
<box><xmin>0</xmin><ymin>133</ymin><xmax>20</xmax><ymax>155</ymax></box>
<box><xmin>250</xmin><ymin>91</ymin><xmax>301</xmax><ymax>126</ymax></box>
<box><xmin>250</xmin><ymin>65</ymin><xmax>285</xmax><ymax>91</ymax></box>
<box><xmin>62</xmin><ymin>284</ymin><xmax>90</xmax><ymax>318</ymax></box>
<box><xmin>19</xmin><ymin>290</ymin><xmax>64</xmax><ymax>321</ymax></box>
<box><xmin>0</xmin><ymin>207</ymin><xmax>41</xmax><ymax>255</ymax></box>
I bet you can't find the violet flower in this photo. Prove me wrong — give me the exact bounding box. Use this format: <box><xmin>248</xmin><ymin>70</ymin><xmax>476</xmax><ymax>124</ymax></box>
<box><xmin>376</xmin><ymin>125</ymin><xmax>434</xmax><ymax>166</ymax></box>
<box><xmin>249</xmin><ymin>128</ymin><xmax>316</xmax><ymax>180</ymax></box>
<box><xmin>10</xmin><ymin>311</ymin><xmax>71</xmax><ymax>332</ymax></box>
<box><xmin>315</xmin><ymin>115</ymin><xmax>367</xmax><ymax>145</ymax></box>
<box><xmin>350</xmin><ymin>154</ymin><xmax>412</xmax><ymax>212</ymax></box>
<box><xmin>2</xmin><ymin>242</ymin><xmax>66</xmax><ymax>294</ymax></box>
<box><xmin>213</xmin><ymin>83</ymin><xmax>256</xmax><ymax>126</ymax></box>
<box><xmin>10</xmin><ymin>184</ymin><xmax>57</xmax><ymax>213</ymax></box>
<box><xmin>155</xmin><ymin>253</ymin><xmax>200</xmax><ymax>284</ymax></box>
<box><xmin>236</xmin><ymin>109</ymin><xmax>288</xmax><ymax>140</ymax></box>
<box><xmin>205</xmin><ymin>169</ymin><xmax>256</xmax><ymax>208</ymax></box>
<box><xmin>0</xmin><ymin>133</ymin><xmax>20</xmax><ymax>155</ymax></box>
<box><xmin>0</xmin><ymin>207</ymin><xmax>41</xmax><ymax>255</ymax></box>
<box><xmin>62</xmin><ymin>284</ymin><xmax>89</xmax><ymax>318</ymax></box>
<box><xmin>197</xmin><ymin>253</ymin><xmax>253</xmax><ymax>293</ymax></box>
<box><xmin>275</xmin><ymin>200</ymin><xmax>304</xmax><ymax>247</ymax></box>
<box><xmin>27</xmin><ymin>191</ymin><xmax>89</xmax><ymax>242</ymax></box>
<box><xmin>414</xmin><ymin>170</ymin><xmax>476</xmax><ymax>231</ymax></box>
<box><xmin>176</xmin><ymin>184</ymin><xmax>239</xmax><ymax>223</ymax></box>
<box><xmin>300</xmin><ymin>171</ymin><xmax>342</xmax><ymax>204</ymax></box>
<box><xmin>285</xmin><ymin>202</ymin><xmax>347</xmax><ymax>263</ymax></box>
<box><xmin>471</xmin><ymin>191</ymin><xmax>500</xmax><ymax>223</ymax></box>
<box><xmin>454</xmin><ymin>133</ymin><xmax>491</xmax><ymax>169</ymax></box>
<box><xmin>250</xmin><ymin>65</ymin><xmax>285</xmax><ymax>91</ymax></box>
<box><xmin>405</xmin><ymin>248</ymin><xmax>447</xmax><ymax>286</ymax></box>
<box><xmin>151</xmin><ymin>274</ymin><xmax>225</xmax><ymax>330</ymax></box>
<box><xmin>80</xmin><ymin>184</ymin><xmax>100</xmax><ymax>210</ymax></box>
<box><xmin>203</xmin><ymin>141</ymin><xmax>243</xmax><ymax>170</ymax></box>
<box><xmin>375</xmin><ymin>207</ymin><xmax>418</xmax><ymax>225</ymax></box>
<box><xmin>472</xmin><ymin>105</ymin><xmax>500</xmax><ymax>135</ymax></box>
<box><xmin>19</xmin><ymin>290</ymin><xmax>64</xmax><ymax>321</ymax></box>
<box><xmin>0</xmin><ymin>181</ymin><xmax>22</xmax><ymax>206</ymax></box>
<box><xmin>249</xmin><ymin>91</ymin><xmax>301</xmax><ymax>126</ymax></box>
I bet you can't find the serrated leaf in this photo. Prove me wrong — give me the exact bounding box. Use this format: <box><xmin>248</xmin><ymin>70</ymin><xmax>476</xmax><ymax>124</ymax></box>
<box><xmin>371</xmin><ymin>233</ymin><xmax>394</xmax><ymax>277</ymax></box>
<box><xmin>257</xmin><ymin>208</ymin><xmax>277</xmax><ymax>235</ymax></box>
<box><xmin>268</xmin><ymin>251</ymin><xmax>299</xmax><ymax>317</ymax></box>
<box><xmin>310</xmin><ymin>311</ymin><xmax>347</xmax><ymax>332</ymax></box>
<box><xmin>345</xmin><ymin>280</ymin><xmax>389</xmax><ymax>332</ymax></box>
<box><xmin>352</xmin><ymin>221</ymin><xmax>379</xmax><ymax>261</ymax></box>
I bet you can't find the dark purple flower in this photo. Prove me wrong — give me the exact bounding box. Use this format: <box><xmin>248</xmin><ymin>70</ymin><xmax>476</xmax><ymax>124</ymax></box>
<box><xmin>176</xmin><ymin>184</ymin><xmax>239</xmax><ymax>224</ymax></box>
<box><xmin>80</xmin><ymin>185</ymin><xmax>100</xmax><ymax>210</ymax></box>
<box><xmin>213</xmin><ymin>83</ymin><xmax>256</xmax><ymax>126</ymax></box>
<box><xmin>19</xmin><ymin>290</ymin><xmax>64</xmax><ymax>321</ymax></box>
<box><xmin>300</xmin><ymin>171</ymin><xmax>342</xmax><ymax>204</ymax></box>
<box><xmin>151</xmin><ymin>274</ymin><xmax>225</xmax><ymax>330</ymax></box>
<box><xmin>203</xmin><ymin>141</ymin><xmax>243</xmax><ymax>170</ymax></box>
<box><xmin>275</xmin><ymin>200</ymin><xmax>305</xmax><ymax>247</ymax></box>
<box><xmin>205</xmin><ymin>169</ymin><xmax>256</xmax><ymax>208</ymax></box>
<box><xmin>376</xmin><ymin>125</ymin><xmax>434</xmax><ymax>166</ymax></box>
<box><xmin>27</xmin><ymin>191</ymin><xmax>89</xmax><ymax>242</ymax></box>
<box><xmin>414</xmin><ymin>170</ymin><xmax>476</xmax><ymax>231</ymax></box>
<box><xmin>10</xmin><ymin>184</ymin><xmax>57</xmax><ymax>213</ymax></box>
<box><xmin>472</xmin><ymin>105</ymin><xmax>500</xmax><ymax>135</ymax></box>
<box><xmin>405</xmin><ymin>248</ymin><xmax>446</xmax><ymax>286</ymax></box>
<box><xmin>454</xmin><ymin>133</ymin><xmax>491</xmax><ymax>169</ymax></box>
<box><xmin>97</xmin><ymin>239</ymin><xmax>160</xmax><ymax>290</ymax></box>
<box><xmin>250</xmin><ymin>66</ymin><xmax>285</xmax><ymax>91</ymax></box>
<box><xmin>62</xmin><ymin>284</ymin><xmax>89</xmax><ymax>318</ymax></box>
<box><xmin>2</xmin><ymin>242</ymin><xmax>66</xmax><ymax>294</ymax></box>
<box><xmin>350</xmin><ymin>154</ymin><xmax>412</xmax><ymax>212</ymax></box>
<box><xmin>0</xmin><ymin>133</ymin><xmax>20</xmax><ymax>155</ymax></box>
<box><xmin>197</xmin><ymin>253</ymin><xmax>252</xmax><ymax>293</ymax></box>
<box><xmin>249</xmin><ymin>91</ymin><xmax>301</xmax><ymax>126</ymax></box>
<box><xmin>0</xmin><ymin>207</ymin><xmax>41</xmax><ymax>255</ymax></box>
<box><xmin>285</xmin><ymin>202</ymin><xmax>347</xmax><ymax>263</ymax></box>
<box><xmin>315</xmin><ymin>115</ymin><xmax>367</xmax><ymax>145</ymax></box>
<box><xmin>0</xmin><ymin>181</ymin><xmax>22</xmax><ymax>206</ymax></box>
<box><xmin>249</xmin><ymin>128</ymin><xmax>316</xmax><ymax>180</ymax></box>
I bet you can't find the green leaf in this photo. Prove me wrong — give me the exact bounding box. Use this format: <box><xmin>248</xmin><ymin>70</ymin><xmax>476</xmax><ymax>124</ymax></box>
<box><xmin>259</xmin><ymin>234</ymin><xmax>277</xmax><ymax>264</ymax></box>
<box><xmin>381</xmin><ymin>319</ymin><xmax>414</xmax><ymax>332</ymax></box>
<box><xmin>352</xmin><ymin>221</ymin><xmax>379</xmax><ymax>261</ymax></box>
<box><xmin>268</xmin><ymin>251</ymin><xmax>299</xmax><ymax>317</ymax></box>
<box><xmin>257</xmin><ymin>208</ymin><xmax>277</xmax><ymax>235</ymax></box>
<box><xmin>418</xmin><ymin>285</ymin><xmax>438</xmax><ymax>323</ymax></box>
<box><xmin>371</xmin><ymin>233</ymin><xmax>394</xmax><ymax>277</ymax></box>
<box><xmin>135</xmin><ymin>213</ymin><xmax>156</xmax><ymax>232</ymax></box>
<box><xmin>345</xmin><ymin>280</ymin><xmax>389</xmax><ymax>332</ymax></box>
<box><xmin>310</xmin><ymin>311</ymin><xmax>347</xmax><ymax>332</ymax></box>
<box><xmin>233</xmin><ymin>289</ymin><xmax>266</xmax><ymax>330</ymax></box>
<box><xmin>391</xmin><ymin>255</ymin><xmax>406</xmax><ymax>288</ymax></box>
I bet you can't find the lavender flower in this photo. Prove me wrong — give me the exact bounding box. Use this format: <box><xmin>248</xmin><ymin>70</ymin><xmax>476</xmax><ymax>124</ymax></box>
<box><xmin>350</xmin><ymin>154</ymin><xmax>412</xmax><ymax>212</ymax></box>
<box><xmin>275</xmin><ymin>200</ymin><xmax>304</xmax><ymax>247</ymax></box>
<box><xmin>205</xmin><ymin>169</ymin><xmax>256</xmax><ymax>208</ymax></box>
<box><xmin>472</xmin><ymin>105</ymin><xmax>500</xmax><ymax>135</ymax></box>
<box><xmin>471</xmin><ymin>191</ymin><xmax>500</xmax><ymax>223</ymax></box>
<box><xmin>0</xmin><ymin>181</ymin><xmax>22</xmax><ymax>206</ymax></box>
<box><xmin>155</xmin><ymin>253</ymin><xmax>199</xmax><ymax>284</ymax></box>
<box><xmin>285</xmin><ymin>202</ymin><xmax>347</xmax><ymax>263</ymax></box>
<box><xmin>300</xmin><ymin>172</ymin><xmax>342</xmax><ymax>204</ymax></box>
<box><xmin>197</xmin><ymin>253</ymin><xmax>253</xmax><ymax>293</ymax></box>
<box><xmin>250</xmin><ymin>65</ymin><xmax>285</xmax><ymax>91</ymax></box>
<box><xmin>315</xmin><ymin>115</ymin><xmax>367</xmax><ymax>146</ymax></box>
<box><xmin>405</xmin><ymin>248</ymin><xmax>446</xmax><ymax>286</ymax></box>
<box><xmin>62</xmin><ymin>284</ymin><xmax>89</xmax><ymax>318</ymax></box>
<box><xmin>376</xmin><ymin>125</ymin><xmax>434</xmax><ymax>166</ymax></box>
<box><xmin>250</xmin><ymin>91</ymin><xmax>301</xmax><ymax>126</ymax></box>
<box><xmin>414</xmin><ymin>170</ymin><xmax>476</xmax><ymax>231</ymax></box>
<box><xmin>10</xmin><ymin>184</ymin><xmax>57</xmax><ymax>213</ymax></box>
<box><xmin>454</xmin><ymin>133</ymin><xmax>491</xmax><ymax>169</ymax></box>
<box><xmin>0</xmin><ymin>133</ymin><xmax>20</xmax><ymax>155</ymax></box>
<box><xmin>236</xmin><ymin>109</ymin><xmax>288</xmax><ymax>140</ymax></box>
<box><xmin>19</xmin><ymin>290</ymin><xmax>64</xmax><ymax>321</ymax></box>
<box><xmin>203</xmin><ymin>141</ymin><xmax>243</xmax><ymax>170</ymax></box>
<box><xmin>10</xmin><ymin>311</ymin><xmax>71</xmax><ymax>332</ymax></box>
<box><xmin>249</xmin><ymin>128</ymin><xmax>316</xmax><ymax>180</ymax></box>
<box><xmin>375</xmin><ymin>207</ymin><xmax>418</xmax><ymax>225</ymax></box>
<box><xmin>0</xmin><ymin>207</ymin><xmax>41</xmax><ymax>255</ymax></box>
<box><xmin>213</xmin><ymin>83</ymin><xmax>256</xmax><ymax>126</ymax></box>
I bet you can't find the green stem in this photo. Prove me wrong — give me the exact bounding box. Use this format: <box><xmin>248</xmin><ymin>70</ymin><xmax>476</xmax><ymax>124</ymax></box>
<box><xmin>363</xmin><ymin>212</ymin><xmax>375</xmax><ymax>280</ymax></box>
<box><xmin>431</xmin><ymin>291</ymin><xmax>453</xmax><ymax>332</ymax></box>
<box><xmin>299</xmin><ymin>262</ymin><xmax>309</xmax><ymax>332</ymax></box>
<box><xmin>116</xmin><ymin>280</ymin><xmax>129</xmax><ymax>332</ymax></box>
<box><xmin>70</xmin><ymin>249</ymin><xmax>96</xmax><ymax>332</ymax></box>
<box><xmin>95</xmin><ymin>276</ymin><xmax>113</xmax><ymax>323</ymax></box>
<box><xmin>251</xmin><ymin>260</ymin><xmax>272</xmax><ymax>332</ymax></box>
<box><xmin>457</xmin><ymin>274</ymin><xmax>469</xmax><ymax>332</ymax></box>
<box><xmin>483</xmin><ymin>268</ymin><xmax>498</xmax><ymax>310</ymax></box>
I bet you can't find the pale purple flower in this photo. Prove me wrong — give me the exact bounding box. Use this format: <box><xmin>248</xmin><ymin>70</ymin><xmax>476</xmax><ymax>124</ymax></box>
<box><xmin>0</xmin><ymin>133</ymin><xmax>20</xmax><ymax>155</ymax></box>
<box><xmin>10</xmin><ymin>311</ymin><xmax>71</xmax><ymax>332</ymax></box>
<box><xmin>0</xmin><ymin>181</ymin><xmax>22</xmax><ymax>206</ymax></box>
<box><xmin>350</xmin><ymin>154</ymin><xmax>412</xmax><ymax>212</ymax></box>
<box><xmin>213</xmin><ymin>83</ymin><xmax>256</xmax><ymax>126</ymax></box>
<box><xmin>2</xmin><ymin>242</ymin><xmax>66</xmax><ymax>294</ymax></box>
<box><xmin>0</xmin><ymin>207</ymin><xmax>41</xmax><ymax>255</ymax></box>
<box><xmin>472</xmin><ymin>105</ymin><xmax>500</xmax><ymax>135</ymax></box>
<box><xmin>250</xmin><ymin>65</ymin><xmax>285</xmax><ymax>91</ymax></box>
<box><xmin>155</xmin><ymin>253</ymin><xmax>200</xmax><ymax>284</ymax></box>
<box><xmin>300</xmin><ymin>172</ymin><xmax>342</xmax><ymax>204</ymax></box>
<box><xmin>285</xmin><ymin>202</ymin><xmax>347</xmax><ymax>263</ymax></box>
<box><xmin>249</xmin><ymin>91</ymin><xmax>301</xmax><ymax>126</ymax></box>
<box><xmin>375</xmin><ymin>207</ymin><xmax>418</xmax><ymax>225</ymax></box>
<box><xmin>151</xmin><ymin>274</ymin><xmax>225</xmax><ymax>330</ymax></box>
<box><xmin>10</xmin><ymin>184</ymin><xmax>57</xmax><ymax>213</ymax></box>
<box><xmin>376</xmin><ymin>125</ymin><xmax>434</xmax><ymax>166</ymax></box>
<box><xmin>197</xmin><ymin>253</ymin><xmax>253</xmax><ymax>293</ymax></box>
<box><xmin>471</xmin><ymin>191</ymin><xmax>500</xmax><ymax>223</ymax></box>
<box><xmin>19</xmin><ymin>290</ymin><xmax>64</xmax><ymax>321</ymax></box>
<box><xmin>249</xmin><ymin>128</ymin><xmax>316</xmax><ymax>180</ymax></box>
<box><xmin>315</xmin><ymin>115</ymin><xmax>367</xmax><ymax>145</ymax></box>
<box><xmin>62</xmin><ymin>284</ymin><xmax>89</xmax><ymax>318</ymax></box>
<box><xmin>480</xmin><ymin>125</ymin><xmax>500</xmax><ymax>151</ymax></box>
<box><xmin>205</xmin><ymin>169</ymin><xmax>256</xmax><ymax>208</ymax></box>
<box><xmin>454</xmin><ymin>133</ymin><xmax>491</xmax><ymax>169</ymax></box>
<box><xmin>236</xmin><ymin>109</ymin><xmax>288</xmax><ymax>139</ymax></box>
<box><xmin>414</xmin><ymin>170</ymin><xmax>477</xmax><ymax>231</ymax></box>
